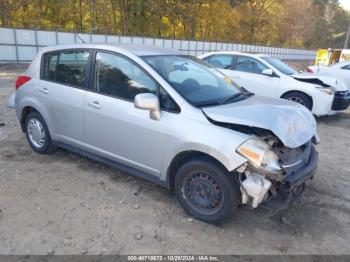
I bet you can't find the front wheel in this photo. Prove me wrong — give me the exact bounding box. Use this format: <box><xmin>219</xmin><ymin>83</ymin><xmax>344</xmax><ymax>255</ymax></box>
<box><xmin>174</xmin><ymin>157</ymin><xmax>241</xmax><ymax>224</ymax></box>
<box><xmin>282</xmin><ymin>92</ymin><xmax>312</xmax><ymax>111</ymax></box>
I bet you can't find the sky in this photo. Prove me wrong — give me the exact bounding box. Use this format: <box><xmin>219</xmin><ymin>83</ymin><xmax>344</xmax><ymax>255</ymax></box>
<box><xmin>339</xmin><ymin>0</ymin><xmax>350</xmax><ymax>11</ymax></box>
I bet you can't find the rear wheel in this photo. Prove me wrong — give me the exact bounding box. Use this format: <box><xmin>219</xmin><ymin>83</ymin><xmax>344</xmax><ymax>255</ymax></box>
<box><xmin>174</xmin><ymin>156</ymin><xmax>241</xmax><ymax>224</ymax></box>
<box><xmin>25</xmin><ymin>112</ymin><xmax>56</xmax><ymax>154</ymax></box>
<box><xmin>282</xmin><ymin>92</ymin><xmax>312</xmax><ymax>111</ymax></box>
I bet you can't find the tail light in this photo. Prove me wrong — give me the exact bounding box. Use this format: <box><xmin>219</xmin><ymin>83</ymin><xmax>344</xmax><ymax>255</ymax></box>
<box><xmin>306</xmin><ymin>67</ymin><xmax>313</xmax><ymax>73</ymax></box>
<box><xmin>15</xmin><ymin>75</ymin><xmax>31</xmax><ymax>90</ymax></box>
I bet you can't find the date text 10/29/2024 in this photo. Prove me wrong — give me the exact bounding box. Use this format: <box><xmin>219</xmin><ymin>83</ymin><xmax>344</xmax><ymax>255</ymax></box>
<box><xmin>127</xmin><ymin>256</ymin><xmax>220</xmax><ymax>261</ymax></box>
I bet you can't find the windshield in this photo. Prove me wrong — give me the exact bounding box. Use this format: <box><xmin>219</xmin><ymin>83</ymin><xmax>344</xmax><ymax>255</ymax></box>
<box><xmin>142</xmin><ymin>55</ymin><xmax>247</xmax><ymax>107</ymax></box>
<box><xmin>329</xmin><ymin>61</ymin><xmax>349</xmax><ymax>68</ymax></box>
<box><xmin>262</xmin><ymin>56</ymin><xmax>298</xmax><ymax>76</ymax></box>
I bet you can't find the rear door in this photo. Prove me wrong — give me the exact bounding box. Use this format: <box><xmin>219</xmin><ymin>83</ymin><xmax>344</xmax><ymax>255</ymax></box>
<box><xmin>38</xmin><ymin>49</ymin><xmax>90</xmax><ymax>146</ymax></box>
<box><xmin>83</xmin><ymin>51</ymin><xmax>170</xmax><ymax>176</ymax></box>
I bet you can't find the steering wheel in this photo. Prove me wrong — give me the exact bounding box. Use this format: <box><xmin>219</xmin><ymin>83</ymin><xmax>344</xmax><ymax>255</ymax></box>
<box><xmin>181</xmin><ymin>79</ymin><xmax>201</xmax><ymax>94</ymax></box>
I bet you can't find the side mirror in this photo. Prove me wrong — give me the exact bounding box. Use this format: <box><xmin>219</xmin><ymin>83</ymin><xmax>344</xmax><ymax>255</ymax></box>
<box><xmin>134</xmin><ymin>93</ymin><xmax>161</xmax><ymax>120</ymax></box>
<box><xmin>262</xmin><ymin>68</ymin><xmax>275</xmax><ymax>77</ymax></box>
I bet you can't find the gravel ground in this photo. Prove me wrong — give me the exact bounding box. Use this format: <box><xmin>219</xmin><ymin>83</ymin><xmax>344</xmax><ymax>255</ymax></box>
<box><xmin>0</xmin><ymin>66</ymin><xmax>349</xmax><ymax>255</ymax></box>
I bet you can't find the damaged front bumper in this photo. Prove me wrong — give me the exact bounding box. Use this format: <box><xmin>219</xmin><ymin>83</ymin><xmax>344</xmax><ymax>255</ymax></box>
<box><xmin>239</xmin><ymin>144</ymin><xmax>318</xmax><ymax>211</ymax></box>
<box><xmin>262</xmin><ymin>145</ymin><xmax>318</xmax><ymax>211</ymax></box>
<box><xmin>331</xmin><ymin>90</ymin><xmax>350</xmax><ymax>111</ymax></box>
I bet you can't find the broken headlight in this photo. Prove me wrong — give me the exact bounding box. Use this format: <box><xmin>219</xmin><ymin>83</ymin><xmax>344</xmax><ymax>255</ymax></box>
<box><xmin>236</xmin><ymin>137</ymin><xmax>282</xmax><ymax>173</ymax></box>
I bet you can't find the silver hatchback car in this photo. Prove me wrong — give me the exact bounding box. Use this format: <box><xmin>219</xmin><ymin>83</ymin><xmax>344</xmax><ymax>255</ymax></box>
<box><xmin>7</xmin><ymin>44</ymin><xmax>319</xmax><ymax>224</ymax></box>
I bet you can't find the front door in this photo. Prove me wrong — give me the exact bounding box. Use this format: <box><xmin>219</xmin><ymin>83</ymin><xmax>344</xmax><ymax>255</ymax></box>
<box><xmin>84</xmin><ymin>51</ymin><xmax>167</xmax><ymax>177</ymax></box>
<box><xmin>225</xmin><ymin>55</ymin><xmax>280</xmax><ymax>98</ymax></box>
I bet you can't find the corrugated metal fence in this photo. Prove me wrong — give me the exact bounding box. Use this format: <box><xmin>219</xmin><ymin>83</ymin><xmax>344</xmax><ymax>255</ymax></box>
<box><xmin>0</xmin><ymin>27</ymin><xmax>317</xmax><ymax>63</ymax></box>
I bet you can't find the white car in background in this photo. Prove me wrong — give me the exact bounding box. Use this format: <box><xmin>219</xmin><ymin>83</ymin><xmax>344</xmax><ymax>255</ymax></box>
<box><xmin>307</xmin><ymin>61</ymin><xmax>350</xmax><ymax>90</ymax></box>
<box><xmin>198</xmin><ymin>52</ymin><xmax>350</xmax><ymax>116</ymax></box>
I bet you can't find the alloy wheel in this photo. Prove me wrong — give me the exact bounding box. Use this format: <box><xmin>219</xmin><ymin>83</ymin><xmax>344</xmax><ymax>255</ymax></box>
<box><xmin>287</xmin><ymin>96</ymin><xmax>305</xmax><ymax>106</ymax></box>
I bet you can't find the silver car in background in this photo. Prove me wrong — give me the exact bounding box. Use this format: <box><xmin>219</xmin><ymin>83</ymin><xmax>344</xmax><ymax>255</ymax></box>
<box><xmin>7</xmin><ymin>44</ymin><xmax>319</xmax><ymax>224</ymax></box>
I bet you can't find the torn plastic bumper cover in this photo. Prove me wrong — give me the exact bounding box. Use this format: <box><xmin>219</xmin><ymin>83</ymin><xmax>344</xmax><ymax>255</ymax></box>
<box><xmin>262</xmin><ymin>145</ymin><xmax>318</xmax><ymax>211</ymax></box>
<box><xmin>331</xmin><ymin>90</ymin><xmax>350</xmax><ymax>111</ymax></box>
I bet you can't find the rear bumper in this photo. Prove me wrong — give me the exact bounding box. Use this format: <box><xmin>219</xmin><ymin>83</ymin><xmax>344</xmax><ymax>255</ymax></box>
<box><xmin>6</xmin><ymin>92</ymin><xmax>16</xmax><ymax>108</ymax></box>
<box><xmin>263</xmin><ymin>145</ymin><xmax>318</xmax><ymax>211</ymax></box>
<box><xmin>331</xmin><ymin>90</ymin><xmax>350</xmax><ymax>111</ymax></box>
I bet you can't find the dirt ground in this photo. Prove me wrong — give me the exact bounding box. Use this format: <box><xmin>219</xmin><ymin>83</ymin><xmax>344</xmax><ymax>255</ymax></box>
<box><xmin>0</xmin><ymin>66</ymin><xmax>349</xmax><ymax>255</ymax></box>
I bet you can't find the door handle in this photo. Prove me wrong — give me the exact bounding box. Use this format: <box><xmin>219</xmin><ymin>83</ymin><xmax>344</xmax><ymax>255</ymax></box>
<box><xmin>39</xmin><ymin>88</ymin><xmax>49</xmax><ymax>94</ymax></box>
<box><xmin>88</xmin><ymin>101</ymin><xmax>101</xmax><ymax>109</ymax></box>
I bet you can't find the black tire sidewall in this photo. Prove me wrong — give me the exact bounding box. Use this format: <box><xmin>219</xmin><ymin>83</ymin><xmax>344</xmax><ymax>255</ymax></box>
<box><xmin>174</xmin><ymin>157</ymin><xmax>240</xmax><ymax>224</ymax></box>
<box><xmin>25</xmin><ymin>112</ymin><xmax>54</xmax><ymax>154</ymax></box>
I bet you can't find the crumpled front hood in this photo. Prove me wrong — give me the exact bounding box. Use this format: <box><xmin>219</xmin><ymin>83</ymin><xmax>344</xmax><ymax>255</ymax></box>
<box><xmin>292</xmin><ymin>73</ymin><xmax>347</xmax><ymax>91</ymax></box>
<box><xmin>203</xmin><ymin>95</ymin><xmax>316</xmax><ymax>148</ymax></box>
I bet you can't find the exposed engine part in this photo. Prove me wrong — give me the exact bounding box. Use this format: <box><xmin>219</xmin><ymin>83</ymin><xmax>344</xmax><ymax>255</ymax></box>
<box><xmin>236</xmin><ymin>135</ymin><xmax>313</xmax><ymax>209</ymax></box>
<box><xmin>273</xmin><ymin>140</ymin><xmax>312</xmax><ymax>176</ymax></box>
<box><xmin>247</xmin><ymin>164</ymin><xmax>285</xmax><ymax>182</ymax></box>
<box><xmin>241</xmin><ymin>172</ymin><xmax>271</xmax><ymax>208</ymax></box>
<box><xmin>254</xmin><ymin>134</ymin><xmax>312</xmax><ymax>178</ymax></box>
<box><xmin>236</xmin><ymin>162</ymin><xmax>248</xmax><ymax>173</ymax></box>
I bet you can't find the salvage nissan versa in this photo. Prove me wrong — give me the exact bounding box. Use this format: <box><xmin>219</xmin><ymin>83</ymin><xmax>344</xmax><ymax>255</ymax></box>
<box><xmin>7</xmin><ymin>44</ymin><xmax>319</xmax><ymax>224</ymax></box>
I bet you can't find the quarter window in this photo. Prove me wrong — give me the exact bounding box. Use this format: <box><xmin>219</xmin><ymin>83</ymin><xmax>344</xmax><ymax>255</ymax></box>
<box><xmin>94</xmin><ymin>52</ymin><xmax>157</xmax><ymax>101</ymax></box>
<box><xmin>235</xmin><ymin>56</ymin><xmax>268</xmax><ymax>74</ymax></box>
<box><xmin>205</xmin><ymin>55</ymin><xmax>233</xmax><ymax>69</ymax></box>
<box><xmin>42</xmin><ymin>50</ymin><xmax>90</xmax><ymax>87</ymax></box>
<box><xmin>159</xmin><ymin>87</ymin><xmax>180</xmax><ymax>112</ymax></box>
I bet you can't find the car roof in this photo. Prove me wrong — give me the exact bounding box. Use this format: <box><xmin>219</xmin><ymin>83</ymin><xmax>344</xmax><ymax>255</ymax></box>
<box><xmin>199</xmin><ymin>51</ymin><xmax>270</xmax><ymax>58</ymax></box>
<box><xmin>39</xmin><ymin>43</ymin><xmax>181</xmax><ymax>56</ymax></box>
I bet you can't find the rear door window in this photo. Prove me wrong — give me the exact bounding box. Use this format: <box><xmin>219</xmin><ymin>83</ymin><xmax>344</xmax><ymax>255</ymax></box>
<box><xmin>42</xmin><ymin>50</ymin><xmax>90</xmax><ymax>87</ymax></box>
<box><xmin>204</xmin><ymin>55</ymin><xmax>233</xmax><ymax>69</ymax></box>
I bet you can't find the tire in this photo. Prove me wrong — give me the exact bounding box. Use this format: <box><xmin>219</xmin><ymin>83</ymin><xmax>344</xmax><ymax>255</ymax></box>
<box><xmin>174</xmin><ymin>156</ymin><xmax>241</xmax><ymax>224</ymax></box>
<box><xmin>24</xmin><ymin>112</ymin><xmax>57</xmax><ymax>154</ymax></box>
<box><xmin>282</xmin><ymin>92</ymin><xmax>312</xmax><ymax>111</ymax></box>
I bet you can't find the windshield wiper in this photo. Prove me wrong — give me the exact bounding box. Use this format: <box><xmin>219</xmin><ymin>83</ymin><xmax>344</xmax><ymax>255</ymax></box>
<box><xmin>193</xmin><ymin>101</ymin><xmax>223</xmax><ymax>107</ymax></box>
<box><xmin>194</xmin><ymin>92</ymin><xmax>253</xmax><ymax>107</ymax></box>
<box><xmin>222</xmin><ymin>92</ymin><xmax>253</xmax><ymax>104</ymax></box>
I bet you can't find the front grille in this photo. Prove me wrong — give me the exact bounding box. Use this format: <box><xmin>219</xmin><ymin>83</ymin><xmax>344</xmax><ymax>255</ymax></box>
<box><xmin>335</xmin><ymin>90</ymin><xmax>350</xmax><ymax>96</ymax></box>
<box><xmin>273</xmin><ymin>141</ymin><xmax>312</xmax><ymax>176</ymax></box>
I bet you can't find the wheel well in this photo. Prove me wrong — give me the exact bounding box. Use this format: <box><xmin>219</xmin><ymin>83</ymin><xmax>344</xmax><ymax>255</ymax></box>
<box><xmin>280</xmin><ymin>90</ymin><xmax>313</xmax><ymax>109</ymax></box>
<box><xmin>20</xmin><ymin>106</ymin><xmax>39</xmax><ymax>132</ymax></box>
<box><xmin>166</xmin><ymin>151</ymin><xmax>229</xmax><ymax>192</ymax></box>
